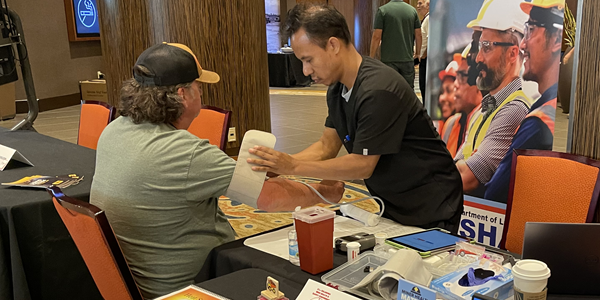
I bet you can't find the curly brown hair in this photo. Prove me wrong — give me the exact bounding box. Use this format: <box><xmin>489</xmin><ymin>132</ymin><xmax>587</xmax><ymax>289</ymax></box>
<box><xmin>119</xmin><ymin>65</ymin><xmax>193</xmax><ymax>124</ymax></box>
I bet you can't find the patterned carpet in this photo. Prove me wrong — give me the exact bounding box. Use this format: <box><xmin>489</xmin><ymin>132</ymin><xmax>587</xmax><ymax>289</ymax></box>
<box><xmin>218</xmin><ymin>176</ymin><xmax>378</xmax><ymax>239</ymax></box>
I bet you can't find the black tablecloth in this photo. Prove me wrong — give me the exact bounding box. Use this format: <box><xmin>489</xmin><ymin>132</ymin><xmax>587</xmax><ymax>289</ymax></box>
<box><xmin>268</xmin><ymin>53</ymin><xmax>312</xmax><ymax>87</ymax></box>
<box><xmin>0</xmin><ymin>128</ymin><xmax>100</xmax><ymax>300</ymax></box>
<box><xmin>197</xmin><ymin>268</ymin><xmax>303</xmax><ymax>300</ymax></box>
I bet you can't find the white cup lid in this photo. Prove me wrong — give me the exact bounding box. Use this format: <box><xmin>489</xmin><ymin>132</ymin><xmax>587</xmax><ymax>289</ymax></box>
<box><xmin>346</xmin><ymin>242</ymin><xmax>361</xmax><ymax>249</ymax></box>
<box><xmin>375</xmin><ymin>233</ymin><xmax>388</xmax><ymax>245</ymax></box>
<box><xmin>513</xmin><ymin>259</ymin><xmax>551</xmax><ymax>280</ymax></box>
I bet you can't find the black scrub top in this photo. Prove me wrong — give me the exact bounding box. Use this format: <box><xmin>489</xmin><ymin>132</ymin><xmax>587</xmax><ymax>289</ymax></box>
<box><xmin>325</xmin><ymin>56</ymin><xmax>463</xmax><ymax>231</ymax></box>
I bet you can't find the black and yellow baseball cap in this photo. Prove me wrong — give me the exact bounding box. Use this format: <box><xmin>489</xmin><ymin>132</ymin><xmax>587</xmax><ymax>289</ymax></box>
<box><xmin>133</xmin><ymin>42</ymin><xmax>220</xmax><ymax>86</ymax></box>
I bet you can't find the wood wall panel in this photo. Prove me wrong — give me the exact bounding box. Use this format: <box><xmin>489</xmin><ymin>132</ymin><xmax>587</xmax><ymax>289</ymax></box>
<box><xmin>296</xmin><ymin>0</ymin><xmax>327</xmax><ymax>3</ymax></box>
<box><xmin>571</xmin><ymin>0</ymin><xmax>600</xmax><ymax>159</ymax></box>
<box><xmin>97</xmin><ymin>0</ymin><xmax>153</xmax><ymax>108</ymax></box>
<box><xmin>354</xmin><ymin>0</ymin><xmax>376</xmax><ymax>55</ymax></box>
<box><xmin>328</xmin><ymin>0</ymin><xmax>355</xmax><ymax>45</ymax></box>
<box><xmin>98</xmin><ymin>0</ymin><xmax>270</xmax><ymax>149</ymax></box>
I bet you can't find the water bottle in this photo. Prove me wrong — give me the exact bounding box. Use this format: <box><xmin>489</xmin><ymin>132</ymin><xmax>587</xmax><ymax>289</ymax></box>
<box><xmin>288</xmin><ymin>230</ymin><xmax>300</xmax><ymax>266</ymax></box>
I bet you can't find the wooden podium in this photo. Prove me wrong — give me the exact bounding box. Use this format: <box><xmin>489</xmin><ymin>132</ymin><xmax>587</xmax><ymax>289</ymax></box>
<box><xmin>0</xmin><ymin>83</ymin><xmax>15</xmax><ymax>120</ymax></box>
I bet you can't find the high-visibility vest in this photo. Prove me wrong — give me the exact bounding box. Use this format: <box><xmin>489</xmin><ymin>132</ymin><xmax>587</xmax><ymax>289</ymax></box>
<box><xmin>462</xmin><ymin>90</ymin><xmax>531</xmax><ymax>159</ymax></box>
<box><xmin>519</xmin><ymin>98</ymin><xmax>556</xmax><ymax>134</ymax></box>
<box><xmin>465</xmin><ymin>103</ymin><xmax>482</xmax><ymax>135</ymax></box>
<box><xmin>441</xmin><ymin>113</ymin><xmax>462</xmax><ymax>157</ymax></box>
<box><xmin>433</xmin><ymin>120</ymin><xmax>445</xmax><ymax>136</ymax></box>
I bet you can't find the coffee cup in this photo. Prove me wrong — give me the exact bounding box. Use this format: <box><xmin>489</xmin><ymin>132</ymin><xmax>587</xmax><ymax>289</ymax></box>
<box><xmin>512</xmin><ymin>259</ymin><xmax>551</xmax><ymax>293</ymax></box>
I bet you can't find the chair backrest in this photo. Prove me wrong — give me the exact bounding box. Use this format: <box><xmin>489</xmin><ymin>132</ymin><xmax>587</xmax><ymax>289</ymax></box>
<box><xmin>187</xmin><ymin>105</ymin><xmax>231</xmax><ymax>150</ymax></box>
<box><xmin>48</xmin><ymin>186</ymin><xmax>143</xmax><ymax>300</ymax></box>
<box><xmin>501</xmin><ymin>149</ymin><xmax>600</xmax><ymax>254</ymax></box>
<box><xmin>78</xmin><ymin>101</ymin><xmax>116</xmax><ymax>150</ymax></box>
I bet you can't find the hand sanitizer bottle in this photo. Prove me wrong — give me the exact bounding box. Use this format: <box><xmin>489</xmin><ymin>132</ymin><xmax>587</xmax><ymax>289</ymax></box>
<box><xmin>289</xmin><ymin>206</ymin><xmax>301</xmax><ymax>266</ymax></box>
<box><xmin>288</xmin><ymin>230</ymin><xmax>300</xmax><ymax>266</ymax></box>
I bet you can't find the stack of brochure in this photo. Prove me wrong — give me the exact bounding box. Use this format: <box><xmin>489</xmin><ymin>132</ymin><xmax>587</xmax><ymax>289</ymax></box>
<box><xmin>2</xmin><ymin>174</ymin><xmax>83</xmax><ymax>189</ymax></box>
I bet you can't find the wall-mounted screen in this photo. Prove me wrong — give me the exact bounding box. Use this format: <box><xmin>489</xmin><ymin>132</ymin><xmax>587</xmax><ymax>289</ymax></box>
<box><xmin>64</xmin><ymin>0</ymin><xmax>100</xmax><ymax>41</ymax></box>
<box><xmin>73</xmin><ymin>0</ymin><xmax>99</xmax><ymax>37</ymax></box>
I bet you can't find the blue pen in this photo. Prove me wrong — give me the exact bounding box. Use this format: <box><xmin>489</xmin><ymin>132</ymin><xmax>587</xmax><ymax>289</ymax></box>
<box><xmin>344</xmin><ymin>135</ymin><xmax>351</xmax><ymax>143</ymax></box>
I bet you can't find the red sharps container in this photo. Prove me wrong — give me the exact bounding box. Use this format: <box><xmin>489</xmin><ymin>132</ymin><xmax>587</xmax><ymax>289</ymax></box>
<box><xmin>292</xmin><ymin>207</ymin><xmax>335</xmax><ymax>274</ymax></box>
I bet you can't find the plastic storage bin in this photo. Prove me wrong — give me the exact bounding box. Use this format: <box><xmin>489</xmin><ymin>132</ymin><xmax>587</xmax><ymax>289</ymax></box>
<box><xmin>321</xmin><ymin>252</ymin><xmax>388</xmax><ymax>300</ymax></box>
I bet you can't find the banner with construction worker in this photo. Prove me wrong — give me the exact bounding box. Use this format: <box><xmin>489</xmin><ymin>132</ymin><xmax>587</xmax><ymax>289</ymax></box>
<box><xmin>425</xmin><ymin>0</ymin><xmax>565</xmax><ymax>244</ymax></box>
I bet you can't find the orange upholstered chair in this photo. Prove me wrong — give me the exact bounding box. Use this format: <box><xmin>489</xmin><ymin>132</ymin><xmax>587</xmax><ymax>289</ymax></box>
<box><xmin>500</xmin><ymin>149</ymin><xmax>600</xmax><ymax>254</ymax></box>
<box><xmin>78</xmin><ymin>101</ymin><xmax>116</xmax><ymax>150</ymax></box>
<box><xmin>187</xmin><ymin>105</ymin><xmax>231</xmax><ymax>150</ymax></box>
<box><xmin>48</xmin><ymin>186</ymin><xmax>143</xmax><ymax>300</ymax></box>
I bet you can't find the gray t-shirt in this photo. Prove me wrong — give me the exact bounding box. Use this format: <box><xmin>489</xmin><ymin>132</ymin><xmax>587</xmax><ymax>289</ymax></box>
<box><xmin>90</xmin><ymin>116</ymin><xmax>235</xmax><ymax>299</ymax></box>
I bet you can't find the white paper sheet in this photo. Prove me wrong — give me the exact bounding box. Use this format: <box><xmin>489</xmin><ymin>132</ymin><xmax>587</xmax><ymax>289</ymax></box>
<box><xmin>225</xmin><ymin>130</ymin><xmax>276</xmax><ymax>208</ymax></box>
<box><xmin>243</xmin><ymin>215</ymin><xmax>424</xmax><ymax>260</ymax></box>
<box><xmin>297</xmin><ymin>279</ymin><xmax>361</xmax><ymax>300</ymax></box>
<box><xmin>0</xmin><ymin>144</ymin><xmax>34</xmax><ymax>171</ymax></box>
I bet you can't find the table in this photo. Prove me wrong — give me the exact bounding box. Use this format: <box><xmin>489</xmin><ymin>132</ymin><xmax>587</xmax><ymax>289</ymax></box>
<box><xmin>0</xmin><ymin>128</ymin><xmax>101</xmax><ymax>300</ymax></box>
<box><xmin>267</xmin><ymin>53</ymin><xmax>312</xmax><ymax>87</ymax></box>
<box><xmin>197</xmin><ymin>268</ymin><xmax>303</xmax><ymax>300</ymax></box>
<box><xmin>198</xmin><ymin>225</ymin><xmax>597</xmax><ymax>300</ymax></box>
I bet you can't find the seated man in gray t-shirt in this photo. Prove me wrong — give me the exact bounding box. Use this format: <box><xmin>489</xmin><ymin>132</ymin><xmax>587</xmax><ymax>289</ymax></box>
<box><xmin>90</xmin><ymin>43</ymin><xmax>343</xmax><ymax>299</ymax></box>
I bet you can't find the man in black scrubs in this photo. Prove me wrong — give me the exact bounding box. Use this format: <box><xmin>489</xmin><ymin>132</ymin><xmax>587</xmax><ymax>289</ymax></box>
<box><xmin>249</xmin><ymin>3</ymin><xmax>463</xmax><ymax>233</ymax></box>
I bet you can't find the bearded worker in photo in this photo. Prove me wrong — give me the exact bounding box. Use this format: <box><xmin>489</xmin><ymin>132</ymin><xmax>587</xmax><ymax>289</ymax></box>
<box><xmin>453</xmin><ymin>0</ymin><xmax>533</xmax><ymax>196</ymax></box>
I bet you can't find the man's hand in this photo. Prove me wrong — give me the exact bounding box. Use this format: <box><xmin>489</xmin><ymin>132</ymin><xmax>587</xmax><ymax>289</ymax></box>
<box><xmin>248</xmin><ymin>146</ymin><xmax>297</xmax><ymax>175</ymax></box>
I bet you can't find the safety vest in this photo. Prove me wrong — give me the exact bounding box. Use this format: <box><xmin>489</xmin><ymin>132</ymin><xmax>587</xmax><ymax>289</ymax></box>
<box><xmin>462</xmin><ymin>90</ymin><xmax>532</xmax><ymax>159</ymax></box>
<box><xmin>519</xmin><ymin>98</ymin><xmax>556</xmax><ymax>134</ymax></box>
<box><xmin>433</xmin><ymin>120</ymin><xmax>445</xmax><ymax>135</ymax></box>
<box><xmin>441</xmin><ymin>113</ymin><xmax>462</xmax><ymax>157</ymax></box>
<box><xmin>466</xmin><ymin>103</ymin><xmax>482</xmax><ymax>134</ymax></box>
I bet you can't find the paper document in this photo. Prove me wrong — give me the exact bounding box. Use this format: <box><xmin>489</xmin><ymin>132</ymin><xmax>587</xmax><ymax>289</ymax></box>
<box><xmin>154</xmin><ymin>285</ymin><xmax>229</xmax><ymax>300</ymax></box>
<box><xmin>334</xmin><ymin>216</ymin><xmax>423</xmax><ymax>237</ymax></box>
<box><xmin>244</xmin><ymin>215</ymin><xmax>423</xmax><ymax>260</ymax></box>
<box><xmin>225</xmin><ymin>130</ymin><xmax>276</xmax><ymax>208</ymax></box>
<box><xmin>297</xmin><ymin>279</ymin><xmax>360</xmax><ymax>300</ymax></box>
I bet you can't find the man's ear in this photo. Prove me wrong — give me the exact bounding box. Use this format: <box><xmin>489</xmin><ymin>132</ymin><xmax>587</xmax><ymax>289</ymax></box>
<box><xmin>509</xmin><ymin>45</ymin><xmax>520</xmax><ymax>63</ymax></box>
<box><xmin>177</xmin><ymin>86</ymin><xmax>187</xmax><ymax>98</ymax></box>
<box><xmin>551</xmin><ymin>29</ymin><xmax>563</xmax><ymax>53</ymax></box>
<box><xmin>178</xmin><ymin>87</ymin><xmax>189</xmax><ymax>108</ymax></box>
<box><xmin>328</xmin><ymin>37</ymin><xmax>341</xmax><ymax>54</ymax></box>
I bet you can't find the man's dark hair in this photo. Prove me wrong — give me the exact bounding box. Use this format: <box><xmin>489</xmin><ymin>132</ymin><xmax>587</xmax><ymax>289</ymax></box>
<box><xmin>530</xmin><ymin>6</ymin><xmax>563</xmax><ymax>50</ymax></box>
<box><xmin>281</xmin><ymin>3</ymin><xmax>351</xmax><ymax>49</ymax></box>
<box><xmin>543</xmin><ymin>25</ymin><xmax>561</xmax><ymax>49</ymax></box>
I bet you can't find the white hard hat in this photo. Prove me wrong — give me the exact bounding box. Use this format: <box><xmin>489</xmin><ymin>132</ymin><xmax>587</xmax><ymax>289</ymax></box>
<box><xmin>438</xmin><ymin>60</ymin><xmax>459</xmax><ymax>81</ymax></box>
<box><xmin>467</xmin><ymin>0</ymin><xmax>529</xmax><ymax>34</ymax></box>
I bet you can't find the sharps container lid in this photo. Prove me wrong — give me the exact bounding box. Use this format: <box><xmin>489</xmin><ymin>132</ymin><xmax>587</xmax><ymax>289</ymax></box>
<box><xmin>292</xmin><ymin>206</ymin><xmax>335</xmax><ymax>224</ymax></box>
